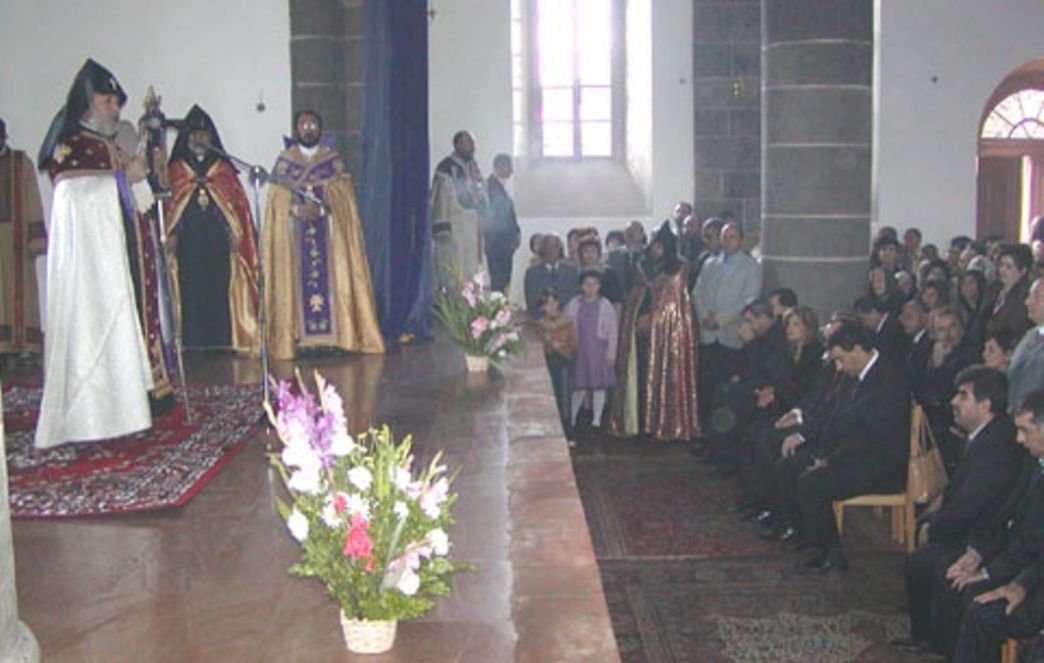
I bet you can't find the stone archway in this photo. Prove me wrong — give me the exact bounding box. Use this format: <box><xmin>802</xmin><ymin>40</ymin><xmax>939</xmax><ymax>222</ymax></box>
<box><xmin>976</xmin><ymin>57</ymin><xmax>1044</xmax><ymax>241</ymax></box>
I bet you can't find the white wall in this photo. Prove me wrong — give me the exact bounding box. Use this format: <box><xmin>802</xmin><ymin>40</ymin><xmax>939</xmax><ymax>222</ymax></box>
<box><xmin>428</xmin><ymin>0</ymin><xmax>514</xmax><ymax>176</ymax></box>
<box><xmin>650</xmin><ymin>0</ymin><xmax>694</xmax><ymax>219</ymax></box>
<box><xmin>875</xmin><ymin>0</ymin><xmax>1044</xmax><ymax>246</ymax></box>
<box><xmin>0</xmin><ymin>0</ymin><xmax>292</xmax><ymax>212</ymax></box>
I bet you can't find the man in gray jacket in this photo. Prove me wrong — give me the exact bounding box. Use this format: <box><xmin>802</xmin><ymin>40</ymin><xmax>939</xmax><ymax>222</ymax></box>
<box><xmin>693</xmin><ymin>221</ymin><xmax>762</xmax><ymax>426</ymax></box>
<box><xmin>1009</xmin><ymin>278</ymin><xmax>1044</xmax><ymax>415</ymax></box>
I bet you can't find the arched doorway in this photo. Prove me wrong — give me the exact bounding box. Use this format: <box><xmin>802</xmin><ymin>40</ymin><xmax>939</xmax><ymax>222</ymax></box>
<box><xmin>976</xmin><ymin>58</ymin><xmax>1044</xmax><ymax>241</ymax></box>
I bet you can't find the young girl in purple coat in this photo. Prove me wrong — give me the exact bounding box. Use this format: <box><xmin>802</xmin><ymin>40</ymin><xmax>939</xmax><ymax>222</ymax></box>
<box><xmin>565</xmin><ymin>271</ymin><xmax>618</xmax><ymax>434</ymax></box>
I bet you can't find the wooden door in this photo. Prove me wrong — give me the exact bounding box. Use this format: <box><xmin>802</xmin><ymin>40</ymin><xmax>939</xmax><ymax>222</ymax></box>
<box><xmin>976</xmin><ymin>156</ymin><xmax>1022</xmax><ymax>240</ymax></box>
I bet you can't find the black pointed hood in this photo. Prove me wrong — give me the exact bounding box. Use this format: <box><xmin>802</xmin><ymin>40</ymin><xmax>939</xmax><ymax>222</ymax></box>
<box><xmin>38</xmin><ymin>58</ymin><xmax>127</xmax><ymax>169</ymax></box>
<box><xmin>170</xmin><ymin>104</ymin><xmax>231</xmax><ymax>171</ymax></box>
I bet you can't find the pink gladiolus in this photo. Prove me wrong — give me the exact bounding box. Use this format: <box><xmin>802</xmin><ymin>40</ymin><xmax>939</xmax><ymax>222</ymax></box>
<box><xmin>343</xmin><ymin>515</ymin><xmax>373</xmax><ymax>559</ymax></box>
<box><xmin>470</xmin><ymin>316</ymin><xmax>490</xmax><ymax>340</ymax></box>
<box><xmin>462</xmin><ymin>282</ymin><xmax>477</xmax><ymax>307</ymax></box>
<box><xmin>490</xmin><ymin>333</ymin><xmax>508</xmax><ymax>351</ymax></box>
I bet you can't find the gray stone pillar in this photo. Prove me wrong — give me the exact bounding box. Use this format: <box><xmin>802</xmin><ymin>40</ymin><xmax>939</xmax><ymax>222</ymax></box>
<box><xmin>760</xmin><ymin>0</ymin><xmax>872</xmax><ymax>316</ymax></box>
<box><xmin>0</xmin><ymin>391</ymin><xmax>39</xmax><ymax>663</ymax></box>
<box><xmin>289</xmin><ymin>0</ymin><xmax>366</xmax><ymax>175</ymax></box>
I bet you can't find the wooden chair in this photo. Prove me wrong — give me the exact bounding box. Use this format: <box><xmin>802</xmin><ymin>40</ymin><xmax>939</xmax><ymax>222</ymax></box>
<box><xmin>832</xmin><ymin>404</ymin><xmax>930</xmax><ymax>552</ymax></box>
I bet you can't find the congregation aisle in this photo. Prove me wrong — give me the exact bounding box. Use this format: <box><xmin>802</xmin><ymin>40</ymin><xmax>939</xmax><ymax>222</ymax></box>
<box><xmin>571</xmin><ymin>434</ymin><xmax>926</xmax><ymax>663</ymax></box>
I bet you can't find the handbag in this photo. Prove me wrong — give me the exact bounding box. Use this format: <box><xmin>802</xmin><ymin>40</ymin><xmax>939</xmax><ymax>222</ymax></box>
<box><xmin>907</xmin><ymin>406</ymin><xmax>949</xmax><ymax>505</ymax></box>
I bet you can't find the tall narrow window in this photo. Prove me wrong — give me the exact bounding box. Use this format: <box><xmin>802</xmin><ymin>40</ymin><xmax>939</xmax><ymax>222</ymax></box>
<box><xmin>513</xmin><ymin>0</ymin><xmax>622</xmax><ymax>160</ymax></box>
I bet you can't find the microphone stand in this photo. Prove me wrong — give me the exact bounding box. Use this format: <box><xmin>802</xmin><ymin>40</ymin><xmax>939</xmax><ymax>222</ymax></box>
<box><xmin>194</xmin><ymin>142</ymin><xmax>324</xmax><ymax>417</ymax></box>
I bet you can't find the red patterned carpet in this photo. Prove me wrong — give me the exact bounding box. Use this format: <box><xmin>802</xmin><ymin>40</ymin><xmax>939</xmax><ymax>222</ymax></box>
<box><xmin>2</xmin><ymin>383</ymin><xmax>261</xmax><ymax>518</ymax></box>
<box><xmin>573</xmin><ymin>436</ymin><xmax>924</xmax><ymax>663</ymax></box>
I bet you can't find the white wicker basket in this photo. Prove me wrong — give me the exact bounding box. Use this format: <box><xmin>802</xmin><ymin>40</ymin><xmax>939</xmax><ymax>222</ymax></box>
<box><xmin>464</xmin><ymin>354</ymin><xmax>489</xmax><ymax>373</ymax></box>
<box><xmin>339</xmin><ymin>613</ymin><xmax>397</xmax><ymax>654</ymax></box>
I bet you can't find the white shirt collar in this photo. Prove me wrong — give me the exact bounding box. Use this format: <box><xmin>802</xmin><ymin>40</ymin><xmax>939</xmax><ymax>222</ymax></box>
<box><xmin>299</xmin><ymin>144</ymin><xmax>319</xmax><ymax>158</ymax></box>
<box><xmin>967</xmin><ymin>416</ymin><xmax>992</xmax><ymax>444</ymax></box>
<box><xmin>858</xmin><ymin>350</ymin><xmax>880</xmax><ymax>382</ymax></box>
<box><xmin>876</xmin><ymin>312</ymin><xmax>889</xmax><ymax>334</ymax></box>
<box><xmin>913</xmin><ymin>328</ymin><xmax>927</xmax><ymax>344</ymax></box>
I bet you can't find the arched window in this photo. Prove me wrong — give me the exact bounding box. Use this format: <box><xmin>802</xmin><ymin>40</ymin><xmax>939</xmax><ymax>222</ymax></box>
<box><xmin>981</xmin><ymin>89</ymin><xmax>1044</xmax><ymax>140</ymax></box>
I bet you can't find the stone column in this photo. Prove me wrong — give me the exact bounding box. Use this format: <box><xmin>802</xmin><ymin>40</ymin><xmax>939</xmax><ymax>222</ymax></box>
<box><xmin>760</xmin><ymin>0</ymin><xmax>873</xmax><ymax>315</ymax></box>
<box><xmin>0</xmin><ymin>390</ymin><xmax>39</xmax><ymax>663</ymax></box>
<box><xmin>289</xmin><ymin>0</ymin><xmax>367</xmax><ymax>175</ymax></box>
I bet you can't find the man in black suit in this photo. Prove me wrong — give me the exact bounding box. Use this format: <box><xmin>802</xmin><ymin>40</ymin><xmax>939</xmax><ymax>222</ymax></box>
<box><xmin>946</xmin><ymin>390</ymin><xmax>1044</xmax><ymax>662</ymax></box>
<box><xmin>523</xmin><ymin>233</ymin><xmax>578</xmax><ymax>319</ymax></box>
<box><xmin>855</xmin><ymin>295</ymin><xmax>910</xmax><ymax>369</ymax></box>
<box><xmin>892</xmin><ymin>366</ymin><xmax>1030</xmax><ymax>654</ymax></box>
<box><xmin>788</xmin><ymin>321</ymin><xmax>912</xmax><ymax>572</ymax></box>
<box><xmin>900</xmin><ymin>298</ymin><xmax>933</xmax><ymax>392</ymax></box>
<box><xmin>483</xmin><ymin>154</ymin><xmax>521</xmax><ymax>293</ymax></box>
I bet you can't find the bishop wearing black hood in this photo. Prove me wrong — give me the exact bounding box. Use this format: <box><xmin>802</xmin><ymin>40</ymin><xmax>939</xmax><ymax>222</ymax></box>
<box><xmin>34</xmin><ymin>59</ymin><xmax>155</xmax><ymax>450</ymax></box>
<box><xmin>164</xmin><ymin>105</ymin><xmax>259</xmax><ymax>352</ymax></box>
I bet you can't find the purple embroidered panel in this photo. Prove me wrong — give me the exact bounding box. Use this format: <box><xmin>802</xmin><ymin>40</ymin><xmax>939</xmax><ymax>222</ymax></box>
<box><xmin>298</xmin><ymin>184</ymin><xmax>331</xmax><ymax>337</ymax></box>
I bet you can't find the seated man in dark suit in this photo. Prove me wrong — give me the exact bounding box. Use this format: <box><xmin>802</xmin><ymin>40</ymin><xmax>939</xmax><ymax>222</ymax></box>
<box><xmin>855</xmin><ymin>294</ymin><xmax>910</xmax><ymax>369</ymax></box>
<box><xmin>705</xmin><ymin>300</ymin><xmax>790</xmax><ymax>474</ymax></box>
<box><xmin>785</xmin><ymin>321</ymin><xmax>912</xmax><ymax>571</ymax></box>
<box><xmin>523</xmin><ymin>233</ymin><xmax>578</xmax><ymax>319</ymax></box>
<box><xmin>948</xmin><ymin>390</ymin><xmax>1044</xmax><ymax>663</ymax></box>
<box><xmin>892</xmin><ymin>366</ymin><xmax>1031</xmax><ymax>654</ymax></box>
<box><xmin>748</xmin><ymin>311</ymin><xmax>853</xmax><ymax>535</ymax></box>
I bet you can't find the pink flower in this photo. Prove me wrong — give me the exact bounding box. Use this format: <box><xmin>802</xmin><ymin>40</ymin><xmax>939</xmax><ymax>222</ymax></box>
<box><xmin>462</xmin><ymin>282</ymin><xmax>477</xmax><ymax>307</ymax></box>
<box><xmin>419</xmin><ymin>477</ymin><xmax>450</xmax><ymax>519</ymax></box>
<box><xmin>490</xmin><ymin>333</ymin><xmax>508</xmax><ymax>351</ymax></box>
<box><xmin>333</xmin><ymin>492</ymin><xmax>348</xmax><ymax>513</ymax></box>
<box><xmin>492</xmin><ymin>307</ymin><xmax>512</xmax><ymax>329</ymax></box>
<box><xmin>343</xmin><ymin>515</ymin><xmax>373</xmax><ymax>559</ymax></box>
<box><xmin>470</xmin><ymin>316</ymin><xmax>490</xmax><ymax>340</ymax></box>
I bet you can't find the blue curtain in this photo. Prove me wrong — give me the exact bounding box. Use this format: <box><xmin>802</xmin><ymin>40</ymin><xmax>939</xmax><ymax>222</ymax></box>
<box><xmin>360</xmin><ymin>0</ymin><xmax>432</xmax><ymax>340</ymax></box>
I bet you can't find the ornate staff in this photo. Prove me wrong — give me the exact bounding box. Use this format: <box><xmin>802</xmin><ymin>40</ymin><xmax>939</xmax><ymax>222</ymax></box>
<box><xmin>139</xmin><ymin>87</ymin><xmax>193</xmax><ymax>423</ymax></box>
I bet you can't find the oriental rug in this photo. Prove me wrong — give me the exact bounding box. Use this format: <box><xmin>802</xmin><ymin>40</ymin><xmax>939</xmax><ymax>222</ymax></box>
<box><xmin>2</xmin><ymin>383</ymin><xmax>261</xmax><ymax>519</ymax></box>
<box><xmin>572</xmin><ymin>437</ymin><xmax>920</xmax><ymax>663</ymax></box>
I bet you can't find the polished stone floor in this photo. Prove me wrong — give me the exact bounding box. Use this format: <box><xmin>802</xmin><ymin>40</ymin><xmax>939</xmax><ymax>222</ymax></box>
<box><xmin>8</xmin><ymin>336</ymin><xmax>620</xmax><ymax>662</ymax></box>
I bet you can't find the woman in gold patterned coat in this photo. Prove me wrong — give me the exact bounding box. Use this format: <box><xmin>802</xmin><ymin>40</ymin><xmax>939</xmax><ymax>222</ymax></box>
<box><xmin>612</xmin><ymin>222</ymin><xmax>699</xmax><ymax>441</ymax></box>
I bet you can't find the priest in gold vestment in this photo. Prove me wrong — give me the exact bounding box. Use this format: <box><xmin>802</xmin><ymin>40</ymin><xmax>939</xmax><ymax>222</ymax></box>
<box><xmin>263</xmin><ymin>110</ymin><xmax>384</xmax><ymax>358</ymax></box>
<box><xmin>0</xmin><ymin>118</ymin><xmax>46</xmax><ymax>355</ymax></box>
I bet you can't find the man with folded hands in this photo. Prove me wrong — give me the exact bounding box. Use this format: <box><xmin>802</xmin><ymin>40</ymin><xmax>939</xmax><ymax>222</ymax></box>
<box><xmin>891</xmin><ymin>366</ymin><xmax>1031</xmax><ymax>655</ymax></box>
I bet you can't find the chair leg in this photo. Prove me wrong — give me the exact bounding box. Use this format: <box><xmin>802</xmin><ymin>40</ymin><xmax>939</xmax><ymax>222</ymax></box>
<box><xmin>1001</xmin><ymin>638</ymin><xmax>1018</xmax><ymax>663</ymax></box>
<box><xmin>833</xmin><ymin>502</ymin><xmax>844</xmax><ymax>537</ymax></box>
<box><xmin>890</xmin><ymin>506</ymin><xmax>902</xmax><ymax>546</ymax></box>
<box><xmin>904</xmin><ymin>503</ymin><xmax>916</xmax><ymax>552</ymax></box>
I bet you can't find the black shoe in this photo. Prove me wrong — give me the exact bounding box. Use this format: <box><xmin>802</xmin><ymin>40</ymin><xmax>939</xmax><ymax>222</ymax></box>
<box><xmin>758</xmin><ymin>522</ymin><xmax>786</xmax><ymax>541</ymax></box>
<box><xmin>711</xmin><ymin>465</ymin><xmax>738</xmax><ymax>478</ymax></box>
<box><xmin>731</xmin><ymin>496</ymin><xmax>758</xmax><ymax>511</ymax></box>
<box><xmin>888</xmin><ymin>638</ymin><xmax>929</xmax><ymax>653</ymax></box>
<box><xmin>738</xmin><ymin>507</ymin><xmax>762</xmax><ymax>523</ymax></box>
<box><xmin>800</xmin><ymin>547</ymin><xmax>848</xmax><ymax>573</ymax></box>
<box><xmin>779</xmin><ymin>527</ymin><xmax>803</xmax><ymax>547</ymax></box>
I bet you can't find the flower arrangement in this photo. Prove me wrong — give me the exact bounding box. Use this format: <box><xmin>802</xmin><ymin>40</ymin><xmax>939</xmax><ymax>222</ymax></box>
<box><xmin>267</xmin><ymin>371</ymin><xmax>470</xmax><ymax>622</ymax></box>
<box><xmin>434</xmin><ymin>271</ymin><xmax>524</xmax><ymax>364</ymax></box>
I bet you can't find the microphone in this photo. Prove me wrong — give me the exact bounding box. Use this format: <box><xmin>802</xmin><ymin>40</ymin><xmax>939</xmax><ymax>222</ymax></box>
<box><xmin>142</xmin><ymin>116</ymin><xmax>186</xmax><ymax>131</ymax></box>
